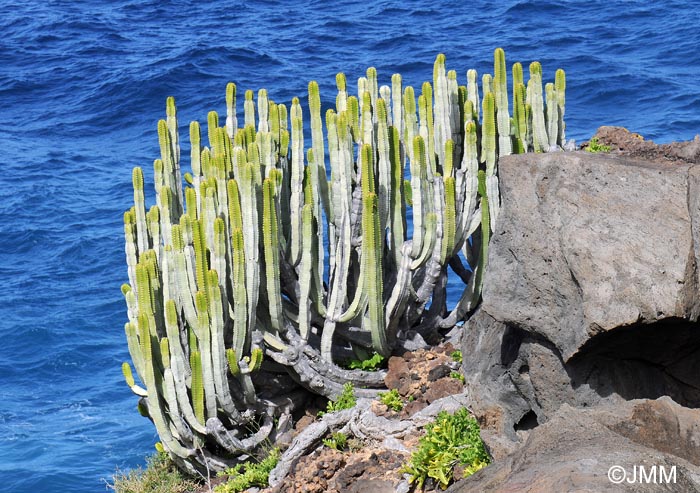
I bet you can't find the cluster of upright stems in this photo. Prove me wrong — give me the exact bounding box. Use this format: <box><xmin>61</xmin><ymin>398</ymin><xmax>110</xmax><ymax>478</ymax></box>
<box><xmin>121</xmin><ymin>48</ymin><xmax>566</xmax><ymax>473</ymax></box>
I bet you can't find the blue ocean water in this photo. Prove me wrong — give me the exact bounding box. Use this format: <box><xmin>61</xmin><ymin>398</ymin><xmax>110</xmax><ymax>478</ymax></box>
<box><xmin>0</xmin><ymin>1</ymin><xmax>698</xmax><ymax>491</ymax></box>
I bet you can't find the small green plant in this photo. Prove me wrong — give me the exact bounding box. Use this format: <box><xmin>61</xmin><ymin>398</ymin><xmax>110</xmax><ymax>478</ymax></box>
<box><xmin>318</xmin><ymin>382</ymin><xmax>357</xmax><ymax>416</ymax></box>
<box><xmin>450</xmin><ymin>371</ymin><xmax>465</xmax><ymax>383</ymax></box>
<box><xmin>378</xmin><ymin>388</ymin><xmax>404</xmax><ymax>412</ymax></box>
<box><xmin>451</xmin><ymin>350</ymin><xmax>463</xmax><ymax>364</ymax></box>
<box><xmin>401</xmin><ymin>408</ymin><xmax>490</xmax><ymax>490</ymax></box>
<box><xmin>322</xmin><ymin>431</ymin><xmax>348</xmax><ymax>451</ymax></box>
<box><xmin>585</xmin><ymin>137</ymin><xmax>611</xmax><ymax>153</ymax></box>
<box><xmin>111</xmin><ymin>451</ymin><xmax>200</xmax><ymax>493</ymax></box>
<box><xmin>214</xmin><ymin>448</ymin><xmax>280</xmax><ymax>493</ymax></box>
<box><xmin>346</xmin><ymin>352</ymin><xmax>386</xmax><ymax>371</ymax></box>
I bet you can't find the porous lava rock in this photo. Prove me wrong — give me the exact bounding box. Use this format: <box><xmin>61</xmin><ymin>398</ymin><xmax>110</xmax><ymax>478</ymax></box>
<box><xmin>447</xmin><ymin>397</ymin><xmax>700</xmax><ymax>492</ymax></box>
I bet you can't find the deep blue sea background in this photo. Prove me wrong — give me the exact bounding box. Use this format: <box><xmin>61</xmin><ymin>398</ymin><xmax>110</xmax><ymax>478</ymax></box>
<box><xmin>1</xmin><ymin>1</ymin><xmax>699</xmax><ymax>491</ymax></box>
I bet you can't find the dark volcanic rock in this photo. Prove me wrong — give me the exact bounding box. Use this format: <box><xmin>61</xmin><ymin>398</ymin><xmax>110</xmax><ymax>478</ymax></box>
<box><xmin>462</xmin><ymin>150</ymin><xmax>700</xmax><ymax>456</ymax></box>
<box><xmin>447</xmin><ymin>398</ymin><xmax>700</xmax><ymax>492</ymax></box>
<box><xmin>427</xmin><ymin>364</ymin><xmax>451</xmax><ymax>381</ymax></box>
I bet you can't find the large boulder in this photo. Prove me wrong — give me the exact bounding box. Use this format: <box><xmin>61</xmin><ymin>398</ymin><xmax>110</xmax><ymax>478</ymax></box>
<box><xmin>462</xmin><ymin>151</ymin><xmax>700</xmax><ymax>454</ymax></box>
<box><xmin>447</xmin><ymin>397</ymin><xmax>700</xmax><ymax>492</ymax></box>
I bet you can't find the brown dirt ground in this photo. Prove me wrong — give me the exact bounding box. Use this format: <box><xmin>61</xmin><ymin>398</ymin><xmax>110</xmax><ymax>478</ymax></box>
<box><xmin>192</xmin><ymin>341</ymin><xmax>465</xmax><ymax>493</ymax></box>
<box><xmin>582</xmin><ymin>126</ymin><xmax>700</xmax><ymax>164</ymax></box>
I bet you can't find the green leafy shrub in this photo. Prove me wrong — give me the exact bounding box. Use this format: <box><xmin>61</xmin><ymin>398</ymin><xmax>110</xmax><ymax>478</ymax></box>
<box><xmin>346</xmin><ymin>352</ymin><xmax>386</xmax><ymax>371</ymax></box>
<box><xmin>322</xmin><ymin>431</ymin><xmax>348</xmax><ymax>451</ymax></box>
<box><xmin>378</xmin><ymin>388</ymin><xmax>404</xmax><ymax>411</ymax></box>
<box><xmin>450</xmin><ymin>350</ymin><xmax>463</xmax><ymax>364</ymax></box>
<box><xmin>450</xmin><ymin>370</ymin><xmax>465</xmax><ymax>383</ymax></box>
<box><xmin>319</xmin><ymin>382</ymin><xmax>356</xmax><ymax>416</ymax></box>
<box><xmin>585</xmin><ymin>137</ymin><xmax>611</xmax><ymax>153</ymax></box>
<box><xmin>214</xmin><ymin>448</ymin><xmax>280</xmax><ymax>493</ymax></box>
<box><xmin>401</xmin><ymin>408</ymin><xmax>490</xmax><ymax>490</ymax></box>
<box><xmin>111</xmin><ymin>451</ymin><xmax>199</xmax><ymax>493</ymax></box>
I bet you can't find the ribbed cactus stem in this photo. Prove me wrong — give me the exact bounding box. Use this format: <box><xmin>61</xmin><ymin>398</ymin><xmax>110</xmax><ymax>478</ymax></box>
<box><xmin>190</xmin><ymin>350</ymin><xmax>205</xmax><ymax>425</ymax></box>
<box><xmin>555</xmin><ymin>68</ymin><xmax>566</xmax><ymax>144</ymax></box>
<box><xmin>147</xmin><ymin>205</ymin><xmax>160</xmax><ymax>255</ymax></box>
<box><xmin>336</xmin><ymin>72</ymin><xmax>347</xmax><ymax>112</ymax></box>
<box><xmin>512</xmin><ymin>62</ymin><xmax>524</xmax><ymax>102</ymax></box>
<box><xmin>194</xmin><ymin>291</ymin><xmax>217</xmax><ymax>419</ymax></box>
<box><xmin>361</xmin><ymin>91</ymin><xmax>373</xmax><ymax>148</ymax></box>
<box><xmin>124</xmin><ymin>211</ymin><xmax>138</xmax><ymax>289</ymax></box>
<box><xmin>493</xmin><ymin>48</ymin><xmax>512</xmax><ymax>156</ymax></box>
<box><xmin>230</xmin><ymin>228</ymin><xmax>247</xmax><ymax>357</ymax></box>
<box><xmin>466</xmin><ymin>69</ymin><xmax>480</xmax><ymax>121</ymax></box>
<box><xmin>226</xmin><ymin>348</ymin><xmax>240</xmax><ymax>376</ymax></box>
<box><xmin>305</xmin><ymin>149</ymin><xmax>327</xmax><ymax>318</ymax></box>
<box><xmin>262</xmin><ymin>178</ymin><xmax>284</xmax><ymax>335</ymax></box>
<box><xmin>122</xmin><ymin>361</ymin><xmax>147</xmax><ymax>397</ymax></box>
<box><xmin>211</xmin><ymin>218</ymin><xmax>228</xmax><ymax>299</ymax></box>
<box><xmin>257</xmin><ymin>89</ymin><xmax>269</xmax><ymax>133</ymax></box>
<box><xmin>158</xmin><ymin>121</ymin><xmax>175</xmax><ymax>204</ymax></box>
<box><xmin>441</xmin><ymin>176</ymin><xmax>457</xmax><ymax>263</ymax></box>
<box><xmin>298</xmin><ymin>203</ymin><xmax>314</xmax><ymax>340</ymax></box>
<box><xmin>249</xmin><ymin>347</ymin><xmax>263</xmax><ymax>373</ymax></box>
<box><xmin>191</xmin><ymin>219</ymin><xmax>209</xmax><ymax>298</ymax></box>
<box><xmin>206</xmin><ymin>111</ymin><xmax>219</xmax><ymax>152</ymax></box>
<box><xmin>545</xmin><ymin>82</ymin><xmax>559</xmax><ymax>149</ymax></box>
<box><xmin>482</xmin><ymin>74</ymin><xmax>493</xmax><ymax>99</ymax></box>
<box><xmin>457</xmin><ymin>122</ymin><xmax>479</xmax><ymax>248</ymax></box>
<box><xmin>225</xmin><ymin>82</ymin><xmax>237</xmax><ymax>138</ymax></box>
<box><xmin>138</xmin><ymin>313</ymin><xmax>194</xmax><ymax>459</ymax></box>
<box><xmin>391</xmin><ymin>73</ymin><xmax>403</xmax><ymax>141</ymax></box>
<box><xmin>132</xmin><ymin>167</ymin><xmax>149</xmax><ymax>255</ymax></box>
<box><xmin>403</xmin><ymin>86</ymin><xmax>418</xmax><ymax>163</ymax></box>
<box><xmin>447</xmin><ymin>71</ymin><xmax>460</xmax><ymax>150</ymax></box>
<box><xmin>363</xmin><ymin>192</ymin><xmax>388</xmax><ymax>356</ymax></box>
<box><xmin>347</xmin><ymin>95</ymin><xmax>360</xmax><ymax>143</ymax></box>
<box><xmin>376</xmin><ymin>98</ymin><xmax>391</xmax><ymax>235</ymax></box>
<box><xmin>513</xmin><ymin>82</ymin><xmax>528</xmax><ymax>153</ymax></box>
<box><xmin>207</xmin><ymin>269</ymin><xmax>242</xmax><ymax>418</ymax></box>
<box><xmin>433</xmin><ymin>54</ymin><xmax>450</xmax><ymax>167</ymax></box>
<box><xmin>481</xmin><ymin>92</ymin><xmax>497</xmax><ymax>176</ymax></box>
<box><xmin>160</xmin><ymin>337</ymin><xmax>170</xmax><ymax>369</ymax></box>
<box><xmin>335</xmin><ymin>144</ymin><xmax>377</xmax><ymax>325</ymax></box>
<box><xmin>528</xmin><ymin>61</ymin><xmax>548</xmax><ymax>153</ymax></box>
<box><xmin>421</xmin><ymin>82</ymin><xmax>436</xmax><ymax>175</ymax></box>
<box><xmin>269</xmin><ymin>102</ymin><xmax>280</xmax><ymax>152</ymax></box>
<box><xmin>164</xmin><ymin>98</ymin><xmax>183</xmax><ymax>216</ymax></box>
<box><xmin>308</xmin><ymin>85</ymin><xmax>330</xmax><ymax>305</ymax></box>
<box><xmin>238</xmin><ymin>162</ymin><xmax>260</xmax><ymax>335</ymax></box>
<box><xmin>308</xmin><ymin>80</ymin><xmax>330</xmax><ymax>219</ymax></box>
<box><xmin>389</xmin><ymin>125</ymin><xmax>405</xmax><ymax>268</ymax></box>
<box><xmin>444</xmin><ymin>139</ymin><xmax>455</xmax><ymax>178</ymax></box>
<box><xmin>366</xmin><ymin>67</ymin><xmax>379</xmax><ymax>119</ymax></box>
<box><xmin>244</xmin><ymin>90</ymin><xmax>255</xmax><ymax>127</ymax></box>
<box><xmin>289</xmin><ymin>97</ymin><xmax>304</xmax><ymax>266</ymax></box>
<box><xmin>410</xmin><ymin>135</ymin><xmax>427</xmax><ymax>258</ymax></box>
<box><xmin>165</xmin><ymin>97</ymin><xmax>180</xmax><ymax>164</ymax></box>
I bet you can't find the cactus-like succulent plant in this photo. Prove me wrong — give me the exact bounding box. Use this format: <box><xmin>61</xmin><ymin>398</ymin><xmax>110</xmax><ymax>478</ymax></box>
<box><xmin>121</xmin><ymin>49</ymin><xmax>566</xmax><ymax>474</ymax></box>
